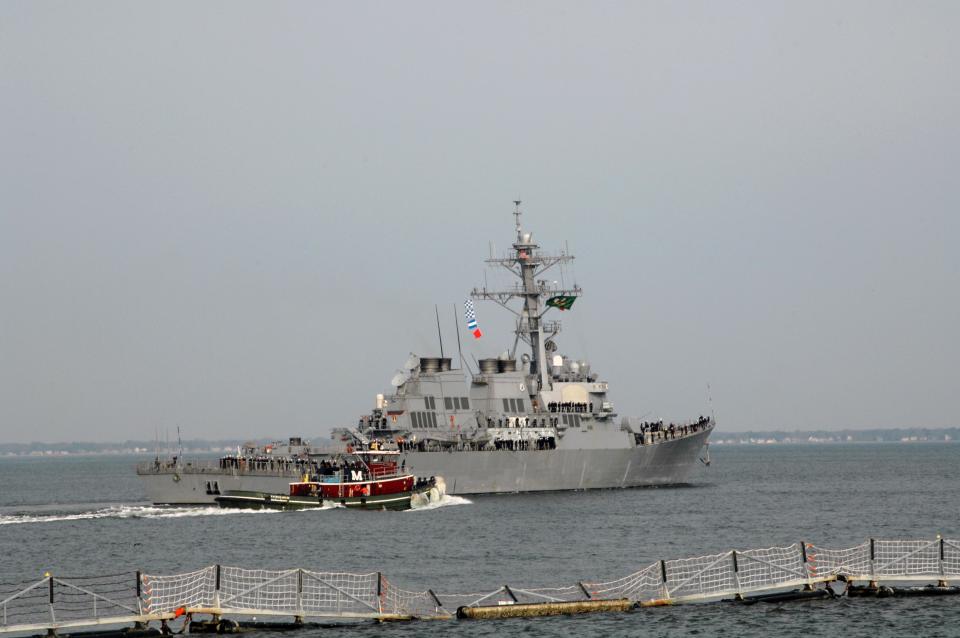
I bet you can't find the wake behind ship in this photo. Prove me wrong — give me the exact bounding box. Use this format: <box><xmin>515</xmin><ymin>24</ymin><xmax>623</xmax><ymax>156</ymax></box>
<box><xmin>138</xmin><ymin>204</ymin><xmax>713</xmax><ymax>504</ymax></box>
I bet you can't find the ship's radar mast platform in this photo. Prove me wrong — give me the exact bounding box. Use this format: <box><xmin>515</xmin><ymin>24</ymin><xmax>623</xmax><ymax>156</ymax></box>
<box><xmin>470</xmin><ymin>201</ymin><xmax>582</xmax><ymax>391</ymax></box>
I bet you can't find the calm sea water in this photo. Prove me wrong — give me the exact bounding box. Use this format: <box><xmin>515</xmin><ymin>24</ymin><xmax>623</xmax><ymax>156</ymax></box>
<box><xmin>1</xmin><ymin>444</ymin><xmax>958</xmax><ymax>636</ymax></box>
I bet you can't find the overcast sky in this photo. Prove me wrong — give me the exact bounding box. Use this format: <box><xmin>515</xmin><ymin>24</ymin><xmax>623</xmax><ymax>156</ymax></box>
<box><xmin>1</xmin><ymin>2</ymin><xmax>957</xmax><ymax>443</ymax></box>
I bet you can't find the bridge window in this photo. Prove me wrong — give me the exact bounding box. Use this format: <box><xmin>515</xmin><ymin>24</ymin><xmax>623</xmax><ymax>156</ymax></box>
<box><xmin>461</xmin><ymin>397</ymin><xmax>470</xmax><ymax>409</ymax></box>
<box><xmin>453</xmin><ymin>397</ymin><xmax>461</xmax><ymax>410</ymax></box>
<box><xmin>517</xmin><ymin>399</ymin><xmax>525</xmax><ymax>412</ymax></box>
<box><xmin>445</xmin><ymin>397</ymin><xmax>453</xmax><ymax>410</ymax></box>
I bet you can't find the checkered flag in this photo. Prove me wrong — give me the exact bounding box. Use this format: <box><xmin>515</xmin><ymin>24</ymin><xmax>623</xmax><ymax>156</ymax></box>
<box><xmin>464</xmin><ymin>299</ymin><xmax>483</xmax><ymax>339</ymax></box>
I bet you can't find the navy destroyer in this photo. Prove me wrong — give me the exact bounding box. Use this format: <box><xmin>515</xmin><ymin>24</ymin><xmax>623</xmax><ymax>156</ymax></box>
<box><xmin>137</xmin><ymin>205</ymin><xmax>713</xmax><ymax>503</ymax></box>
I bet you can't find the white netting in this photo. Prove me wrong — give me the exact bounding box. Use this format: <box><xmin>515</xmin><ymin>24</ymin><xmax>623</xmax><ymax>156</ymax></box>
<box><xmin>807</xmin><ymin>541</ymin><xmax>871</xmax><ymax>578</ymax></box>
<box><xmin>379</xmin><ymin>580</ymin><xmax>443</xmax><ymax>617</ymax></box>
<box><xmin>141</xmin><ymin>567</ymin><xmax>216</xmax><ymax>613</ymax></box>
<box><xmin>943</xmin><ymin>540</ymin><xmax>960</xmax><ymax>576</ymax></box>
<box><xmin>736</xmin><ymin>545</ymin><xmax>809</xmax><ymax>592</ymax></box>
<box><xmin>378</xmin><ymin>578</ymin><xmax>496</xmax><ymax>617</ymax></box>
<box><xmin>433</xmin><ymin>590</ymin><xmax>511</xmax><ymax>609</ymax></box>
<box><xmin>873</xmin><ymin>540</ymin><xmax>941</xmax><ymax>578</ymax></box>
<box><xmin>512</xmin><ymin>585</ymin><xmax>585</xmax><ymax>604</ymax></box>
<box><xmin>300</xmin><ymin>570</ymin><xmax>379</xmax><ymax>615</ymax></box>
<box><xmin>219</xmin><ymin>567</ymin><xmax>299</xmax><ymax>613</ymax></box>
<box><xmin>132</xmin><ymin>538</ymin><xmax>957</xmax><ymax>620</ymax></box>
<box><xmin>585</xmin><ymin>562</ymin><xmax>663</xmax><ymax>601</ymax></box>
<box><xmin>665</xmin><ymin>551</ymin><xmax>736</xmax><ymax>600</ymax></box>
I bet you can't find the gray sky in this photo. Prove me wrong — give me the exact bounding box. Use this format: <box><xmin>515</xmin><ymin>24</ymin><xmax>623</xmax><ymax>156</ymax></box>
<box><xmin>1</xmin><ymin>2</ymin><xmax>958</xmax><ymax>443</ymax></box>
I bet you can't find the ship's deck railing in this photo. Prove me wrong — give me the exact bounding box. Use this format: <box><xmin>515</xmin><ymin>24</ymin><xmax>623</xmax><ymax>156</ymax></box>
<box><xmin>135</xmin><ymin>459</ymin><xmax>307</xmax><ymax>477</ymax></box>
<box><xmin>138</xmin><ymin>419</ymin><xmax>711</xmax><ymax>471</ymax></box>
<box><xmin>3</xmin><ymin>537</ymin><xmax>957</xmax><ymax>634</ymax></box>
<box><xmin>367</xmin><ymin>465</ymin><xmax>402</xmax><ymax>480</ymax></box>
<box><xmin>393</xmin><ymin>421</ymin><xmax>709</xmax><ymax>454</ymax></box>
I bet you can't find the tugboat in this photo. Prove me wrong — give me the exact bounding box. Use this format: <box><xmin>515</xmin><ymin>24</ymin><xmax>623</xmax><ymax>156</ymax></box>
<box><xmin>215</xmin><ymin>448</ymin><xmax>444</xmax><ymax>511</ymax></box>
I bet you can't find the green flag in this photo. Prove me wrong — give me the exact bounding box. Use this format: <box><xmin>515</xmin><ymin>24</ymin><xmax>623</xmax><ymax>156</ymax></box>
<box><xmin>546</xmin><ymin>295</ymin><xmax>577</xmax><ymax>311</ymax></box>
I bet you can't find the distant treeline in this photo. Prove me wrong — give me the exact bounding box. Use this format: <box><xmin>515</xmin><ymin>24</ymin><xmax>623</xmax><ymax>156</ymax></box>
<box><xmin>3</xmin><ymin>428</ymin><xmax>958</xmax><ymax>453</ymax></box>
<box><xmin>0</xmin><ymin>437</ymin><xmax>326</xmax><ymax>455</ymax></box>
<box><xmin>717</xmin><ymin>428</ymin><xmax>959</xmax><ymax>442</ymax></box>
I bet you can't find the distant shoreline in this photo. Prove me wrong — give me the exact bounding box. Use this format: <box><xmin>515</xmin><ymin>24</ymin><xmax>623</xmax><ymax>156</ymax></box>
<box><xmin>0</xmin><ymin>437</ymin><xmax>325</xmax><ymax>458</ymax></box>
<box><xmin>711</xmin><ymin>427</ymin><xmax>957</xmax><ymax>445</ymax></box>
<box><xmin>0</xmin><ymin>428</ymin><xmax>957</xmax><ymax>456</ymax></box>
<box><xmin>712</xmin><ymin>437</ymin><xmax>955</xmax><ymax>446</ymax></box>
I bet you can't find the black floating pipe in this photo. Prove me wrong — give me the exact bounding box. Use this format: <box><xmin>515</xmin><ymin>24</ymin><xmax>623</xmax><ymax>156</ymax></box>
<box><xmin>49</xmin><ymin>575</ymin><xmax>54</xmax><ymax>604</ymax></box>
<box><xmin>503</xmin><ymin>585</ymin><xmax>518</xmax><ymax>603</ymax></box>
<box><xmin>800</xmin><ymin>542</ymin><xmax>808</xmax><ymax>564</ymax></box>
<box><xmin>888</xmin><ymin>585</ymin><xmax>960</xmax><ymax>597</ymax></box>
<box><xmin>297</xmin><ymin>569</ymin><xmax>303</xmax><ymax>594</ymax></box>
<box><xmin>578</xmin><ymin>581</ymin><xmax>592</xmax><ymax>599</ymax></box>
<box><xmin>735</xmin><ymin>588</ymin><xmax>833</xmax><ymax>604</ymax></box>
<box><xmin>870</xmin><ymin>538</ymin><xmax>876</xmax><ymax>561</ymax></box>
<box><xmin>732</xmin><ymin>551</ymin><xmax>739</xmax><ymax>573</ymax></box>
<box><xmin>215</xmin><ymin>565</ymin><xmax>221</xmax><ymax>591</ymax></box>
<box><xmin>428</xmin><ymin>589</ymin><xmax>442</xmax><ymax>608</ymax></box>
<box><xmin>136</xmin><ymin>571</ymin><xmax>142</xmax><ymax>599</ymax></box>
<box><xmin>660</xmin><ymin>560</ymin><xmax>668</xmax><ymax>584</ymax></box>
<box><xmin>377</xmin><ymin>572</ymin><xmax>382</xmax><ymax>598</ymax></box>
<box><xmin>941</xmin><ymin>537</ymin><xmax>945</xmax><ymax>561</ymax></box>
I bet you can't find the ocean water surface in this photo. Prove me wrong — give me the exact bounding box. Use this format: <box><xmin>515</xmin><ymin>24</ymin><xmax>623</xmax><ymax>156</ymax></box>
<box><xmin>0</xmin><ymin>443</ymin><xmax>957</xmax><ymax>636</ymax></box>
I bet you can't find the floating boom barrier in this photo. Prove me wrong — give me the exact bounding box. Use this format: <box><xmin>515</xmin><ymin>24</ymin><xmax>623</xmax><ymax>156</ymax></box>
<box><xmin>2</xmin><ymin>537</ymin><xmax>959</xmax><ymax>635</ymax></box>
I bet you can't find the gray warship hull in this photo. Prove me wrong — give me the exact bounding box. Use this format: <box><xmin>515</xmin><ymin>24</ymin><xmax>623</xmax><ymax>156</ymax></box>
<box><xmin>138</xmin><ymin>428</ymin><xmax>710</xmax><ymax>505</ymax></box>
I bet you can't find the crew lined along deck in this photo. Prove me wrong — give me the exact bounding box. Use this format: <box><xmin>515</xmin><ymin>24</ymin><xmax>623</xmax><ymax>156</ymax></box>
<box><xmin>136</xmin><ymin>417</ymin><xmax>713</xmax><ymax>482</ymax></box>
<box><xmin>3</xmin><ymin>537</ymin><xmax>958</xmax><ymax>635</ymax></box>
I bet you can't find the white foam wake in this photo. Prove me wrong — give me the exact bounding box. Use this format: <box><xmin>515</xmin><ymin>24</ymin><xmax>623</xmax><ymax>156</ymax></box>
<box><xmin>407</xmin><ymin>494</ymin><xmax>472</xmax><ymax>512</ymax></box>
<box><xmin>0</xmin><ymin>504</ymin><xmax>283</xmax><ymax>526</ymax></box>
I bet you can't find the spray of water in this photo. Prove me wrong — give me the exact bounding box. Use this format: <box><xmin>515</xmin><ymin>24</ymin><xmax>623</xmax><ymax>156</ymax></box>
<box><xmin>407</xmin><ymin>494</ymin><xmax>472</xmax><ymax>512</ymax></box>
<box><xmin>0</xmin><ymin>504</ymin><xmax>288</xmax><ymax>525</ymax></box>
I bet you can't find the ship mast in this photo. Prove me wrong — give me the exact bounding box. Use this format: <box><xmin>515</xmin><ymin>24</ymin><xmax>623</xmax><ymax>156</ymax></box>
<box><xmin>471</xmin><ymin>201</ymin><xmax>581</xmax><ymax>391</ymax></box>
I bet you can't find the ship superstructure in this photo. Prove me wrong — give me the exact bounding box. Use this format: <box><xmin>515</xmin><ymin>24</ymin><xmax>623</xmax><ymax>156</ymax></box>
<box><xmin>137</xmin><ymin>204</ymin><xmax>712</xmax><ymax>503</ymax></box>
<box><xmin>337</xmin><ymin>203</ymin><xmax>710</xmax><ymax>457</ymax></box>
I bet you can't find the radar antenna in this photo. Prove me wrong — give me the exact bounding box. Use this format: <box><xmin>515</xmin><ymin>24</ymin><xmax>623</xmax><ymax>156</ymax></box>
<box><xmin>471</xmin><ymin>202</ymin><xmax>582</xmax><ymax>391</ymax></box>
<box><xmin>513</xmin><ymin>200</ymin><xmax>523</xmax><ymax>241</ymax></box>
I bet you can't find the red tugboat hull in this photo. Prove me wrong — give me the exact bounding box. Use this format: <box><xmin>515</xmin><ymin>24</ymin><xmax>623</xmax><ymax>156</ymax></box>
<box><xmin>216</xmin><ymin>475</ymin><xmax>442</xmax><ymax>511</ymax></box>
